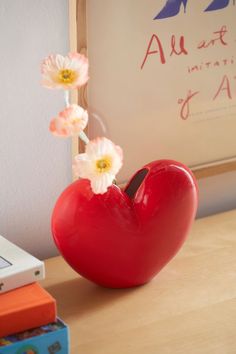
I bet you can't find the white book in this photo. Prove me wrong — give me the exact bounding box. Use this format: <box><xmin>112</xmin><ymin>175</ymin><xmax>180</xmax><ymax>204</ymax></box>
<box><xmin>0</xmin><ymin>235</ymin><xmax>45</xmax><ymax>293</ymax></box>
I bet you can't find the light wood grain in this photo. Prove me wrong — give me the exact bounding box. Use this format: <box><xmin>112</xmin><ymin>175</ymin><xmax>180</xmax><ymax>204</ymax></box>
<box><xmin>41</xmin><ymin>210</ymin><xmax>236</xmax><ymax>354</ymax></box>
<box><xmin>69</xmin><ymin>0</ymin><xmax>79</xmax><ymax>165</ymax></box>
<box><xmin>69</xmin><ymin>0</ymin><xmax>87</xmax><ymax>162</ymax></box>
<box><xmin>193</xmin><ymin>160</ymin><xmax>236</xmax><ymax>179</ymax></box>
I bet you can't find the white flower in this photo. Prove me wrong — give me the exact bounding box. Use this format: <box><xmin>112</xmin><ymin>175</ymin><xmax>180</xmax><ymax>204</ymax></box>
<box><xmin>73</xmin><ymin>137</ymin><xmax>123</xmax><ymax>194</ymax></box>
<box><xmin>41</xmin><ymin>52</ymin><xmax>89</xmax><ymax>89</ymax></box>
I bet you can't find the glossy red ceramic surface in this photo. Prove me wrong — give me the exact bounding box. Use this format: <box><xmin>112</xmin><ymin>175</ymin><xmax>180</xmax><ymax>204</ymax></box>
<box><xmin>51</xmin><ymin>160</ymin><xmax>198</xmax><ymax>288</ymax></box>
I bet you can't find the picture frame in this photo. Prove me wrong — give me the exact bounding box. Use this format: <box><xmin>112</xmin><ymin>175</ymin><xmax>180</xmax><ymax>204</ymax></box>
<box><xmin>69</xmin><ymin>0</ymin><xmax>236</xmax><ymax>181</ymax></box>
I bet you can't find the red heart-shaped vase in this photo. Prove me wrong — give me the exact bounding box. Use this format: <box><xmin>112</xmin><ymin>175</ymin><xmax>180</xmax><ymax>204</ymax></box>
<box><xmin>52</xmin><ymin>160</ymin><xmax>198</xmax><ymax>288</ymax></box>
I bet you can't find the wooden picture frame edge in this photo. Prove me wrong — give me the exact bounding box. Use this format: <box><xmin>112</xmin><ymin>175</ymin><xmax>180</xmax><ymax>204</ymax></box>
<box><xmin>192</xmin><ymin>158</ymin><xmax>236</xmax><ymax>179</ymax></box>
<box><xmin>69</xmin><ymin>0</ymin><xmax>236</xmax><ymax>181</ymax></box>
<box><xmin>69</xmin><ymin>0</ymin><xmax>87</xmax><ymax>181</ymax></box>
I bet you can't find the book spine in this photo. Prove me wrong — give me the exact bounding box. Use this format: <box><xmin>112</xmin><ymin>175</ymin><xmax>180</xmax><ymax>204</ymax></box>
<box><xmin>0</xmin><ymin>300</ymin><xmax>56</xmax><ymax>338</ymax></box>
<box><xmin>1</xmin><ymin>264</ymin><xmax>45</xmax><ymax>294</ymax></box>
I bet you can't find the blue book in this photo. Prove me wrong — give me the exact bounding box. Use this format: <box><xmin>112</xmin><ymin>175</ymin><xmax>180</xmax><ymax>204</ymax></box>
<box><xmin>0</xmin><ymin>318</ymin><xmax>69</xmax><ymax>354</ymax></box>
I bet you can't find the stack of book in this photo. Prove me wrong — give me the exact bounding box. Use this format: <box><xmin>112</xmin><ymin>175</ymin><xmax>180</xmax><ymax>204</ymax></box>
<box><xmin>0</xmin><ymin>235</ymin><xmax>69</xmax><ymax>354</ymax></box>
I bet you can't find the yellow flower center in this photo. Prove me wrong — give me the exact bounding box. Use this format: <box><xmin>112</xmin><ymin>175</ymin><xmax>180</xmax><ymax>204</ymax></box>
<box><xmin>71</xmin><ymin>117</ymin><xmax>81</xmax><ymax>124</ymax></box>
<box><xmin>63</xmin><ymin>117</ymin><xmax>81</xmax><ymax>127</ymax></box>
<box><xmin>96</xmin><ymin>157</ymin><xmax>112</xmax><ymax>173</ymax></box>
<box><xmin>58</xmin><ymin>69</ymin><xmax>77</xmax><ymax>84</ymax></box>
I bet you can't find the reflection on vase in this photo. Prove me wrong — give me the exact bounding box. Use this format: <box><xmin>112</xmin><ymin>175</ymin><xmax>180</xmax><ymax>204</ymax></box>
<box><xmin>154</xmin><ymin>0</ymin><xmax>188</xmax><ymax>20</ymax></box>
<box><xmin>205</xmin><ymin>0</ymin><xmax>235</xmax><ymax>11</ymax></box>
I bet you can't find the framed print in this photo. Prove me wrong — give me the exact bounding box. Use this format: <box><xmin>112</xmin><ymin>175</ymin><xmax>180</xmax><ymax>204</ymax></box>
<box><xmin>70</xmin><ymin>0</ymin><xmax>236</xmax><ymax>182</ymax></box>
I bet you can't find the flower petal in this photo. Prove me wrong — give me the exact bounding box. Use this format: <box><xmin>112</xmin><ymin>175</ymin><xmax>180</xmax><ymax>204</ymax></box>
<box><xmin>90</xmin><ymin>173</ymin><xmax>114</xmax><ymax>194</ymax></box>
<box><xmin>49</xmin><ymin>118</ymin><xmax>69</xmax><ymax>137</ymax></box>
<box><xmin>73</xmin><ymin>154</ymin><xmax>96</xmax><ymax>179</ymax></box>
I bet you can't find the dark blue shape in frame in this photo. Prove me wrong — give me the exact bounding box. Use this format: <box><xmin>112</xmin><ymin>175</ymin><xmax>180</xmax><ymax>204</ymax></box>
<box><xmin>205</xmin><ymin>0</ymin><xmax>235</xmax><ymax>11</ymax></box>
<box><xmin>154</xmin><ymin>0</ymin><xmax>188</xmax><ymax>20</ymax></box>
<box><xmin>154</xmin><ymin>0</ymin><xmax>235</xmax><ymax>19</ymax></box>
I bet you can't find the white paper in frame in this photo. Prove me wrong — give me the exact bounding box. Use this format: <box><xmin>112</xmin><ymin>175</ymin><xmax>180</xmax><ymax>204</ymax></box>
<box><xmin>70</xmin><ymin>0</ymin><xmax>236</xmax><ymax>182</ymax></box>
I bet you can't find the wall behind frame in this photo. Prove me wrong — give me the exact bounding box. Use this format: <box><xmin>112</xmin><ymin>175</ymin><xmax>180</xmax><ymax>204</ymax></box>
<box><xmin>0</xmin><ymin>0</ymin><xmax>71</xmax><ymax>259</ymax></box>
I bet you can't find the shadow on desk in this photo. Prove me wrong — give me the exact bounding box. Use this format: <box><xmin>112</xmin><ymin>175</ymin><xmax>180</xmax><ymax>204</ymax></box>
<box><xmin>45</xmin><ymin>277</ymin><xmax>139</xmax><ymax>320</ymax></box>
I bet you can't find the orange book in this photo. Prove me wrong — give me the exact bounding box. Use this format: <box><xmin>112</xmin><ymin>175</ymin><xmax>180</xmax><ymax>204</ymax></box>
<box><xmin>0</xmin><ymin>282</ymin><xmax>56</xmax><ymax>337</ymax></box>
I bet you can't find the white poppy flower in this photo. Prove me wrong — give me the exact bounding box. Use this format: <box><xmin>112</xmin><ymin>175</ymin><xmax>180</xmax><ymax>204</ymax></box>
<box><xmin>41</xmin><ymin>52</ymin><xmax>89</xmax><ymax>89</ymax></box>
<box><xmin>73</xmin><ymin>137</ymin><xmax>123</xmax><ymax>194</ymax></box>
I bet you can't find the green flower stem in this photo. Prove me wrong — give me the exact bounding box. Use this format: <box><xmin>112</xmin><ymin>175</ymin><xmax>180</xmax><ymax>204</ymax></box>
<box><xmin>64</xmin><ymin>90</ymin><xmax>70</xmax><ymax>108</ymax></box>
<box><xmin>79</xmin><ymin>130</ymin><xmax>89</xmax><ymax>145</ymax></box>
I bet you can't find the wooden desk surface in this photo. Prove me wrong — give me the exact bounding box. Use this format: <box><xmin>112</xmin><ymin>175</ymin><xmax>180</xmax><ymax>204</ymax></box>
<box><xmin>40</xmin><ymin>210</ymin><xmax>236</xmax><ymax>354</ymax></box>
